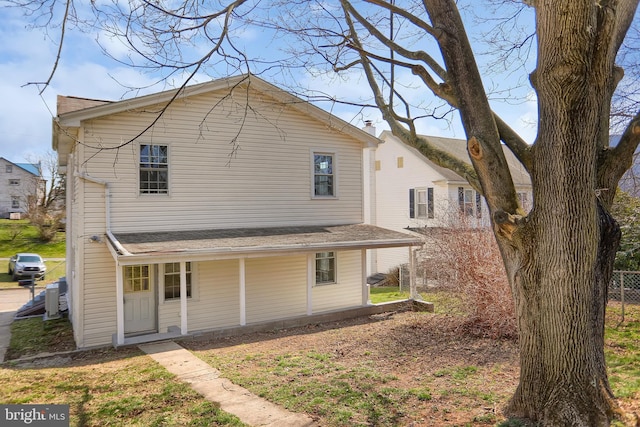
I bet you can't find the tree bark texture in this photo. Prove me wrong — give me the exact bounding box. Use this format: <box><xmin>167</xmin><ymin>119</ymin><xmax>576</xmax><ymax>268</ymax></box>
<box><xmin>420</xmin><ymin>0</ymin><xmax>638</xmax><ymax>425</ymax></box>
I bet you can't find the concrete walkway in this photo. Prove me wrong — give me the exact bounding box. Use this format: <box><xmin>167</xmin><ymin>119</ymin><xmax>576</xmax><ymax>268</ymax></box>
<box><xmin>139</xmin><ymin>341</ymin><xmax>317</xmax><ymax>427</ymax></box>
<box><xmin>0</xmin><ymin>288</ymin><xmax>34</xmax><ymax>361</ymax></box>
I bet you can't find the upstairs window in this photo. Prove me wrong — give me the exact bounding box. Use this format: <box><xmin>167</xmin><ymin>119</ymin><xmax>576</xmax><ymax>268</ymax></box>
<box><xmin>140</xmin><ymin>144</ymin><xmax>168</xmax><ymax>194</ymax></box>
<box><xmin>315</xmin><ymin>252</ymin><xmax>336</xmax><ymax>285</ymax></box>
<box><xmin>313</xmin><ymin>153</ymin><xmax>335</xmax><ymax>197</ymax></box>
<box><xmin>5</xmin><ymin>165</ymin><xmax>12</xmax><ymax>173</ymax></box>
<box><xmin>409</xmin><ymin>187</ymin><xmax>434</xmax><ymax>219</ymax></box>
<box><xmin>164</xmin><ymin>262</ymin><xmax>192</xmax><ymax>300</ymax></box>
<box><xmin>458</xmin><ymin>187</ymin><xmax>482</xmax><ymax>218</ymax></box>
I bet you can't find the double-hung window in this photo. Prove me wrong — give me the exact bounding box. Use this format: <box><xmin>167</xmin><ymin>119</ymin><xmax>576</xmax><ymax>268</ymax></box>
<box><xmin>409</xmin><ymin>187</ymin><xmax>434</xmax><ymax>219</ymax></box>
<box><xmin>315</xmin><ymin>252</ymin><xmax>336</xmax><ymax>285</ymax></box>
<box><xmin>458</xmin><ymin>187</ymin><xmax>482</xmax><ymax>218</ymax></box>
<box><xmin>140</xmin><ymin>144</ymin><xmax>168</xmax><ymax>194</ymax></box>
<box><xmin>313</xmin><ymin>153</ymin><xmax>335</xmax><ymax>197</ymax></box>
<box><xmin>164</xmin><ymin>262</ymin><xmax>192</xmax><ymax>300</ymax></box>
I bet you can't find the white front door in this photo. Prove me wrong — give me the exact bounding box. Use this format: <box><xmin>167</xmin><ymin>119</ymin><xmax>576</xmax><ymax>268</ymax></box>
<box><xmin>124</xmin><ymin>265</ymin><xmax>156</xmax><ymax>334</ymax></box>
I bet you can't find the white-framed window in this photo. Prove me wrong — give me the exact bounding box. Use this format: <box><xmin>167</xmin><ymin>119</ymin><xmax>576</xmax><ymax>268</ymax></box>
<box><xmin>140</xmin><ymin>144</ymin><xmax>169</xmax><ymax>194</ymax></box>
<box><xmin>5</xmin><ymin>165</ymin><xmax>12</xmax><ymax>173</ymax></box>
<box><xmin>315</xmin><ymin>251</ymin><xmax>336</xmax><ymax>285</ymax></box>
<box><xmin>11</xmin><ymin>197</ymin><xmax>19</xmax><ymax>209</ymax></box>
<box><xmin>9</xmin><ymin>179</ymin><xmax>19</xmax><ymax>185</ymax></box>
<box><xmin>409</xmin><ymin>187</ymin><xmax>434</xmax><ymax>219</ymax></box>
<box><xmin>124</xmin><ymin>265</ymin><xmax>150</xmax><ymax>292</ymax></box>
<box><xmin>312</xmin><ymin>152</ymin><xmax>336</xmax><ymax>197</ymax></box>
<box><xmin>458</xmin><ymin>187</ymin><xmax>482</xmax><ymax>218</ymax></box>
<box><xmin>517</xmin><ymin>191</ymin><xmax>531</xmax><ymax>211</ymax></box>
<box><xmin>163</xmin><ymin>262</ymin><xmax>192</xmax><ymax>300</ymax></box>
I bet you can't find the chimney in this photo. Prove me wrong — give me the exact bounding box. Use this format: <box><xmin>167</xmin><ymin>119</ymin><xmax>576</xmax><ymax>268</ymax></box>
<box><xmin>363</xmin><ymin>120</ymin><xmax>377</xmax><ymax>136</ymax></box>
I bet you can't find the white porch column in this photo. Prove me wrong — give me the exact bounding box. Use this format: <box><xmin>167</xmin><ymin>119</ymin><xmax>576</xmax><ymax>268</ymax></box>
<box><xmin>409</xmin><ymin>247</ymin><xmax>417</xmax><ymax>300</ymax></box>
<box><xmin>180</xmin><ymin>261</ymin><xmax>188</xmax><ymax>335</ymax></box>
<box><xmin>307</xmin><ymin>253</ymin><xmax>313</xmax><ymax>315</ymax></box>
<box><xmin>115</xmin><ymin>264</ymin><xmax>125</xmax><ymax>345</ymax></box>
<box><xmin>362</xmin><ymin>249</ymin><xmax>370</xmax><ymax>305</ymax></box>
<box><xmin>239</xmin><ymin>258</ymin><xmax>246</xmax><ymax>326</ymax></box>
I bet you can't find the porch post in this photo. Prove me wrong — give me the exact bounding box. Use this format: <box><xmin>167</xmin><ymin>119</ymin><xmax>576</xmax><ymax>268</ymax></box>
<box><xmin>409</xmin><ymin>247</ymin><xmax>417</xmax><ymax>300</ymax></box>
<box><xmin>115</xmin><ymin>263</ymin><xmax>125</xmax><ymax>345</ymax></box>
<box><xmin>307</xmin><ymin>253</ymin><xmax>313</xmax><ymax>315</ymax></box>
<box><xmin>180</xmin><ymin>261</ymin><xmax>188</xmax><ymax>335</ymax></box>
<box><xmin>239</xmin><ymin>258</ymin><xmax>246</xmax><ymax>326</ymax></box>
<box><xmin>362</xmin><ymin>249</ymin><xmax>370</xmax><ymax>305</ymax></box>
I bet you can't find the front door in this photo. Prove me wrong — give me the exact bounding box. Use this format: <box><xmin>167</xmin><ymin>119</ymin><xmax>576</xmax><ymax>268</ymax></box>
<box><xmin>124</xmin><ymin>265</ymin><xmax>156</xmax><ymax>334</ymax></box>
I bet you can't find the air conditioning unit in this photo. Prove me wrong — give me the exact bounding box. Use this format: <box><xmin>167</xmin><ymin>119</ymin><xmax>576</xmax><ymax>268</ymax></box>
<box><xmin>45</xmin><ymin>283</ymin><xmax>60</xmax><ymax>319</ymax></box>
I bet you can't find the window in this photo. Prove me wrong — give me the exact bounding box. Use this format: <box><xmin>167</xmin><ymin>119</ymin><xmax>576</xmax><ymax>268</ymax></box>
<box><xmin>11</xmin><ymin>197</ymin><xmax>19</xmax><ymax>209</ymax></box>
<box><xmin>5</xmin><ymin>165</ymin><xmax>12</xmax><ymax>173</ymax></box>
<box><xmin>313</xmin><ymin>153</ymin><xmax>335</xmax><ymax>197</ymax></box>
<box><xmin>164</xmin><ymin>262</ymin><xmax>192</xmax><ymax>300</ymax></box>
<box><xmin>124</xmin><ymin>265</ymin><xmax>150</xmax><ymax>292</ymax></box>
<box><xmin>397</xmin><ymin>157</ymin><xmax>404</xmax><ymax>168</ymax></box>
<box><xmin>140</xmin><ymin>144</ymin><xmax>168</xmax><ymax>194</ymax></box>
<box><xmin>9</xmin><ymin>179</ymin><xmax>19</xmax><ymax>185</ymax></box>
<box><xmin>315</xmin><ymin>252</ymin><xmax>336</xmax><ymax>285</ymax></box>
<box><xmin>409</xmin><ymin>187</ymin><xmax>435</xmax><ymax>219</ymax></box>
<box><xmin>458</xmin><ymin>187</ymin><xmax>482</xmax><ymax>218</ymax></box>
<box><xmin>517</xmin><ymin>192</ymin><xmax>531</xmax><ymax>211</ymax></box>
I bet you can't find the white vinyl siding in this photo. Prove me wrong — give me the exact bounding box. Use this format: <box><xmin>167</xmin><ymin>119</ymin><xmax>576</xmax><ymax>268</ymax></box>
<box><xmin>159</xmin><ymin>259</ymin><xmax>240</xmax><ymax>333</ymax></box>
<box><xmin>76</xmin><ymin>88</ymin><xmax>364</xmax><ymax>233</ymax></box>
<box><xmin>312</xmin><ymin>250</ymin><xmax>362</xmax><ymax>313</ymax></box>
<box><xmin>245</xmin><ymin>255</ymin><xmax>307</xmax><ymax>324</ymax></box>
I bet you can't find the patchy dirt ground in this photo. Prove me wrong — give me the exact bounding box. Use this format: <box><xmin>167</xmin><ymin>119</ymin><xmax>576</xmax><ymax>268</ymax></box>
<box><xmin>183</xmin><ymin>311</ymin><xmax>522</xmax><ymax>426</ymax></box>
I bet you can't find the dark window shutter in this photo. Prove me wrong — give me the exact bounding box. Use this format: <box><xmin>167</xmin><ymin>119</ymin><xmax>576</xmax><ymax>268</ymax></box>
<box><xmin>409</xmin><ymin>188</ymin><xmax>415</xmax><ymax>218</ymax></box>
<box><xmin>458</xmin><ymin>187</ymin><xmax>464</xmax><ymax>212</ymax></box>
<box><xmin>427</xmin><ymin>187</ymin><xmax>434</xmax><ymax>219</ymax></box>
<box><xmin>476</xmin><ymin>192</ymin><xmax>482</xmax><ymax>218</ymax></box>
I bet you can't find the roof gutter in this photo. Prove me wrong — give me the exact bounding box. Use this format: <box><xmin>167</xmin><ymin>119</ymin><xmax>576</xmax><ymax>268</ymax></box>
<box><xmin>74</xmin><ymin>172</ymin><xmax>131</xmax><ymax>256</ymax></box>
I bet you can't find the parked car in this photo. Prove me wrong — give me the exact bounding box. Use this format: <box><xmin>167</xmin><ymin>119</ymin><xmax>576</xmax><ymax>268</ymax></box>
<box><xmin>8</xmin><ymin>253</ymin><xmax>46</xmax><ymax>281</ymax></box>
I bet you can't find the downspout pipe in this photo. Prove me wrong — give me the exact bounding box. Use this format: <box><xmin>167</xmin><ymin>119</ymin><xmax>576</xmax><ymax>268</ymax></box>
<box><xmin>74</xmin><ymin>172</ymin><xmax>131</xmax><ymax>256</ymax></box>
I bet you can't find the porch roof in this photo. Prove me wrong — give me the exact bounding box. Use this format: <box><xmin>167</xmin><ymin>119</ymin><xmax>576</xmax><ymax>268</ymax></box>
<box><xmin>109</xmin><ymin>224</ymin><xmax>422</xmax><ymax>264</ymax></box>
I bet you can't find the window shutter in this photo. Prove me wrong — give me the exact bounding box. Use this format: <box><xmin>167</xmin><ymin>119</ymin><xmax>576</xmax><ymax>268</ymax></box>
<box><xmin>427</xmin><ymin>188</ymin><xmax>434</xmax><ymax>219</ymax></box>
<box><xmin>476</xmin><ymin>192</ymin><xmax>482</xmax><ymax>218</ymax></box>
<box><xmin>458</xmin><ymin>187</ymin><xmax>464</xmax><ymax>212</ymax></box>
<box><xmin>409</xmin><ymin>189</ymin><xmax>415</xmax><ymax>218</ymax></box>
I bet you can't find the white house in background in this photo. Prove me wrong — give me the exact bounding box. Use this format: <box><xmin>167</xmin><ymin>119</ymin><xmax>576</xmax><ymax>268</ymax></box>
<box><xmin>0</xmin><ymin>158</ymin><xmax>43</xmax><ymax>219</ymax></box>
<box><xmin>371</xmin><ymin>130</ymin><xmax>532</xmax><ymax>275</ymax></box>
<box><xmin>53</xmin><ymin>74</ymin><xmax>421</xmax><ymax>349</ymax></box>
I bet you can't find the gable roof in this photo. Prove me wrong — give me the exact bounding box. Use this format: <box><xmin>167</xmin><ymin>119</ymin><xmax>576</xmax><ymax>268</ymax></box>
<box><xmin>380</xmin><ymin>131</ymin><xmax>531</xmax><ymax>187</ymax></box>
<box><xmin>55</xmin><ymin>74</ymin><xmax>380</xmax><ymax>148</ymax></box>
<box><xmin>0</xmin><ymin>158</ymin><xmax>41</xmax><ymax>177</ymax></box>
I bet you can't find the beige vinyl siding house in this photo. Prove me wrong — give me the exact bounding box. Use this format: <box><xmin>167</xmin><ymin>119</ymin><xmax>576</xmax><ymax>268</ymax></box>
<box><xmin>371</xmin><ymin>131</ymin><xmax>532</xmax><ymax>275</ymax></box>
<box><xmin>54</xmin><ymin>74</ymin><xmax>420</xmax><ymax>348</ymax></box>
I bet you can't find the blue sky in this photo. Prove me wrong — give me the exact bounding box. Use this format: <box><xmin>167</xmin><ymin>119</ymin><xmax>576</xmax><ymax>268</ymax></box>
<box><xmin>0</xmin><ymin>3</ymin><xmax>539</xmax><ymax>164</ymax></box>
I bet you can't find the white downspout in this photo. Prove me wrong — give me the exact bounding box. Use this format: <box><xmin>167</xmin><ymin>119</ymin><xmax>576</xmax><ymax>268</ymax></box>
<box><xmin>75</xmin><ymin>172</ymin><xmax>130</xmax><ymax>345</ymax></box>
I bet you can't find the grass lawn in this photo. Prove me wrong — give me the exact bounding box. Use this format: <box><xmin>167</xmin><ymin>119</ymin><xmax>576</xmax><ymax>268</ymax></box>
<box><xmin>3</xmin><ymin>293</ymin><xmax>638</xmax><ymax>426</ymax></box>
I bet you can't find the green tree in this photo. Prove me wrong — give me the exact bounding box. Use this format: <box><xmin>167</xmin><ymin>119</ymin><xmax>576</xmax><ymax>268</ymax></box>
<box><xmin>611</xmin><ymin>188</ymin><xmax>640</xmax><ymax>271</ymax></box>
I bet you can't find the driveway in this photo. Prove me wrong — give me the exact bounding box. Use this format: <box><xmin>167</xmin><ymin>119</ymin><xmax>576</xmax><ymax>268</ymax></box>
<box><xmin>0</xmin><ymin>288</ymin><xmax>33</xmax><ymax>361</ymax></box>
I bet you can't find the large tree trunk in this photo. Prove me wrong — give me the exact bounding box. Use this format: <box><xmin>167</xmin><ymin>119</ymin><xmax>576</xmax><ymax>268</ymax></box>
<box><xmin>504</xmin><ymin>202</ymin><xmax>621</xmax><ymax>425</ymax></box>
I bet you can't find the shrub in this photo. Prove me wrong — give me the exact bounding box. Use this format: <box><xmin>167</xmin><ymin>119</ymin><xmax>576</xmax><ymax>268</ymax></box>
<box><xmin>422</xmin><ymin>219</ymin><xmax>517</xmax><ymax>339</ymax></box>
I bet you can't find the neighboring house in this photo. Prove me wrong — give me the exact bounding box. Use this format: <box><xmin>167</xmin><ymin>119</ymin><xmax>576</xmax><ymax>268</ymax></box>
<box><xmin>370</xmin><ymin>131</ymin><xmax>532</xmax><ymax>274</ymax></box>
<box><xmin>0</xmin><ymin>158</ymin><xmax>44</xmax><ymax>219</ymax></box>
<box><xmin>53</xmin><ymin>74</ymin><xmax>421</xmax><ymax>349</ymax></box>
